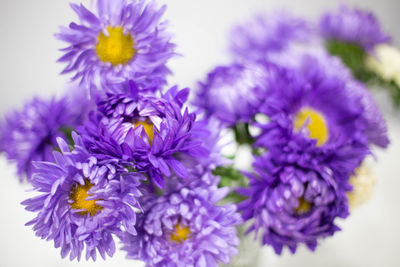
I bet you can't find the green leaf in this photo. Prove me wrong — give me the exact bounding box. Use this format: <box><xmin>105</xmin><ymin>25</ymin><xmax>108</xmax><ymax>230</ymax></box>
<box><xmin>59</xmin><ymin>126</ymin><xmax>75</xmax><ymax>147</ymax></box>
<box><xmin>326</xmin><ymin>40</ymin><xmax>400</xmax><ymax>108</ymax></box>
<box><xmin>213</xmin><ymin>166</ymin><xmax>249</xmax><ymax>204</ymax></box>
<box><xmin>233</xmin><ymin>122</ymin><xmax>255</xmax><ymax>145</ymax></box>
<box><xmin>326</xmin><ymin>40</ymin><xmax>375</xmax><ymax>83</ymax></box>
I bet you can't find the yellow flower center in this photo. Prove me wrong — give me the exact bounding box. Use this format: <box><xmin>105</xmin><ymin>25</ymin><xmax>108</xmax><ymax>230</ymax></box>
<box><xmin>295</xmin><ymin>196</ymin><xmax>311</xmax><ymax>214</ymax></box>
<box><xmin>134</xmin><ymin>120</ymin><xmax>154</xmax><ymax>145</ymax></box>
<box><xmin>96</xmin><ymin>26</ymin><xmax>136</xmax><ymax>66</ymax></box>
<box><xmin>294</xmin><ymin>107</ymin><xmax>329</xmax><ymax>147</ymax></box>
<box><xmin>70</xmin><ymin>180</ymin><xmax>103</xmax><ymax>216</ymax></box>
<box><xmin>170</xmin><ymin>223</ymin><xmax>191</xmax><ymax>243</ymax></box>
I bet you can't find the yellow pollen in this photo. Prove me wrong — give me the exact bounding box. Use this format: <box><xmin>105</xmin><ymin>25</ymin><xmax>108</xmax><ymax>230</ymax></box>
<box><xmin>295</xmin><ymin>196</ymin><xmax>312</xmax><ymax>214</ymax></box>
<box><xmin>70</xmin><ymin>180</ymin><xmax>103</xmax><ymax>216</ymax></box>
<box><xmin>96</xmin><ymin>26</ymin><xmax>135</xmax><ymax>66</ymax></box>
<box><xmin>170</xmin><ymin>223</ymin><xmax>191</xmax><ymax>243</ymax></box>
<box><xmin>134</xmin><ymin>120</ymin><xmax>154</xmax><ymax>145</ymax></box>
<box><xmin>294</xmin><ymin>107</ymin><xmax>329</xmax><ymax>147</ymax></box>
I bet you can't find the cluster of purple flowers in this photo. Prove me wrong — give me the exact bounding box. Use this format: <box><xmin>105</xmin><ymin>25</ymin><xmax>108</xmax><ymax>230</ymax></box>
<box><xmin>1</xmin><ymin>0</ymin><xmax>241</xmax><ymax>266</ymax></box>
<box><xmin>195</xmin><ymin>5</ymin><xmax>389</xmax><ymax>255</ymax></box>
<box><xmin>0</xmin><ymin>0</ymin><xmax>390</xmax><ymax>264</ymax></box>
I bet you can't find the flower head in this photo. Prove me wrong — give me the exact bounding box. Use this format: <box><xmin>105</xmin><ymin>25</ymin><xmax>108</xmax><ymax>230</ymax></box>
<box><xmin>366</xmin><ymin>44</ymin><xmax>400</xmax><ymax>88</ymax></box>
<box><xmin>347</xmin><ymin>161</ymin><xmax>376</xmax><ymax>209</ymax></box>
<box><xmin>121</xmin><ymin>184</ymin><xmax>241</xmax><ymax>267</ymax></box>
<box><xmin>194</xmin><ymin>62</ymin><xmax>271</xmax><ymax>126</ymax></box>
<box><xmin>231</xmin><ymin>11</ymin><xmax>312</xmax><ymax>62</ymax></box>
<box><xmin>56</xmin><ymin>0</ymin><xmax>175</xmax><ymax>95</ymax></box>
<box><xmin>254</xmin><ymin>54</ymin><xmax>387</xmax><ymax>176</ymax></box>
<box><xmin>22</xmin><ymin>133</ymin><xmax>143</xmax><ymax>261</ymax></box>
<box><xmin>239</xmin><ymin>150</ymin><xmax>349</xmax><ymax>254</ymax></box>
<box><xmin>80</xmin><ymin>83</ymin><xmax>222</xmax><ymax>188</ymax></box>
<box><xmin>0</xmin><ymin>95</ymin><xmax>89</xmax><ymax>180</ymax></box>
<box><xmin>319</xmin><ymin>5</ymin><xmax>391</xmax><ymax>52</ymax></box>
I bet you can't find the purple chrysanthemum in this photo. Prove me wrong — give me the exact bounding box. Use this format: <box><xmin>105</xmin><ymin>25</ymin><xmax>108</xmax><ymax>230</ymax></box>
<box><xmin>22</xmin><ymin>133</ymin><xmax>143</xmax><ymax>261</ymax></box>
<box><xmin>194</xmin><ymin>63</ymin><xmax>272</xmax><ymax>126</ymax></box>
<box><xmin>0</xmin><ymin>94</ymin><xmax>89</xmax><ymax>180</ymax></box>
<box><xmin>262</xmin><ymin>46</ymin><xmax>389</xmax><ymax>148</ymax></box>
<box><xmin>319</xmin><ymin>5</ymin><xmax>391</xmax><ymax>52</ymax></box>
<box><xmin>56</xmin><ymin>0</ymin><xmax>175</xmax><ymax>95</ymax></box>
<box><xmin>121</xmin><ymin>184</ymin><xmax>241</xmax><ymax>267</ymax></box>
<box><xmin>230</xmin><ymin>11</ymin><xmax>312</xmax><ymax>62</ymax></box>
<box><xmin>239</xmin><ymin>150</ymin><xmax>349</xmax><ymax>254</ymax></box>
<box><xmin>254</xmin><ymin>54</ymin><xmax>388</xmax><ymax>176</ymax></box>
<box><xmin>79</xmin><ymin>83</ymin><xmax>222</xmax><ymax>188</ymax></box>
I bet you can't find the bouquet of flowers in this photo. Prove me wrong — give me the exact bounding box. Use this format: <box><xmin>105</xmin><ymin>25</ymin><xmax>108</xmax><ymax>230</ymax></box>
<box><xmin>0</xmin><ymin>1</ymin><xmax>395</xmax><ymax>266</ymax></box>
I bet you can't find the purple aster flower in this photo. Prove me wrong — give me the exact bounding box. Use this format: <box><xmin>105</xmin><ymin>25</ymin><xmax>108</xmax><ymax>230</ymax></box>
<box><xmin>0</xmin><ymin>93</ymin><xmax>90</xmax><ymax>181</ymax></box>
<box><xmin>263</xmin><ymin>48</ymin><xmax>388</xmax><ymax>147</ymax></box>
<box><xmin>22</xmin><ymin>133</ymin><xmax>143</xmax><ymax>261</ymax></box>
<box><xmin>79</xmin><ymin>82</ymin><xmax>218</xmax><ymax>188</ymax></box>
<box><xmin>239</xmin><ymin>150</ymin><xmax>349</xmax><ymax>254</ymax></box>
<box><xmin>230</xmin><ymin>11</ymin><xmax>313</xmax><ymax>62</ymax></box>
<box><xmin>120</xmin><ymin>184</ymin><xmax>241</xmax><ymax>267</ymax></box>
<box><xmin>56</xmin><ymin>0</ymin><xmax>175</xmax><ymax>95</ymax></box>
<box><xmin>319</xmin><ymin>5</ymin><xmax>391</xmax><ymax>52</ymax></box>
<box><xmin>194</xmin><ymin>62</ymin><xmax>272</xmax><ymax>126</ymax></box>
<box><xmin>254</xmin><ymin>53</ymin><xmax>390</xmax><ymax>177</ymax></box>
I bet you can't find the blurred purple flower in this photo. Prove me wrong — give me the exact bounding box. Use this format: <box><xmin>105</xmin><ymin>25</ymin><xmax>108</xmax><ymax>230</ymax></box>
<box><xmin>319</xmin><ymin>5</ymin><xmax>391</xmax><ymax>52</ymax></box>
<box><xmin>255</xmin><ymin>54</ymin><xmax>387</xmax><ymax>176</ymax></box>
<box><xmin>0</xmin><ymin>94</ymin><xmax>90</xmax><ymax>181</ymax></box>
<box><xmin>22</xmin><ymin>133</ymin><xmax>143</xmax><ymax>261</ymax></box>
<box><xmin>194</xmin><ymin>63</ymin><xmax>272</xmax><ymax>126</ymax></box>
<box><xmin>231</xmin><ymin>11</ymin><xmax>313</xmax><ymax>62</ymax></box>
<box><xmin>265</xmin><ymin>47</ymin><xmax>389</xmax><ymax>148</ymax></box>
<box><xmin>121</xmin><ymin>184</ymin><xmax>241</xmax><ymax>267</ymax></box>
<box><xmin>56</xmin><ymin>0</ymin><xmax>175</xmax><ymax>95</ymax></box>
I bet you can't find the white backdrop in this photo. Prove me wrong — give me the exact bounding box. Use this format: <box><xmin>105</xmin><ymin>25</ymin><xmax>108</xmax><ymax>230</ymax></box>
<box><xmin>0</xmin><ymin>0</ymin><xmax>399</xmax><ymax>266</ymax></box>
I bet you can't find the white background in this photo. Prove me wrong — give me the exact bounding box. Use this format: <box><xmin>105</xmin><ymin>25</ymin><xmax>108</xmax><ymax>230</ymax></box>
<box><xmin>0</xmin><ymin>0</ymin><xmax>399</xmax><ymax>266</ymax></box>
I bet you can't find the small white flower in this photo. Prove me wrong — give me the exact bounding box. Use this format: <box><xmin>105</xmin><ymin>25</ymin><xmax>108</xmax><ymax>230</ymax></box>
<box><xmin>347</xmin><ymin>160</ymin><xmax>377</xmax><ymax>209</ymax></box>
<box><xmin>366</xmin><ymin>44</ymin><xmax>400</xmax><ymax>87</ymax></box>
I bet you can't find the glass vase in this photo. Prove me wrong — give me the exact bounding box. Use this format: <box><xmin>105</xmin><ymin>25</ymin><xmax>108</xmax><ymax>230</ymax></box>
<box><xmin>222</xmin><ymin>224</ymin><xmax>262</xmax><ymax>267</ymax></box>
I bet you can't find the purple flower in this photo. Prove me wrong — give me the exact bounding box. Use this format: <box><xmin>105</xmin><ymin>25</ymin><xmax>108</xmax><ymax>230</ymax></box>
<box><xmin>0</xmin><ymin>94</ymin><xmax>89</xmax><ymax>181</ymax></box>
<box><xmin>254</xmin><ymin>54</ymin><xmax>389</xmax><ymax>176</ymax></box>
<box><xmin>121</xmin><ymin>184</ymin><xmax>241</xmax><ymax>267</ymax></box>
<box><xmin>272</xmin><ymin>47</ymin><xmax>389</xmax><ymax>148</ymax></box>
<box><xmin>56</xmin><ymin>0</ymin><xmax>175</xmax><ymax>95</ymax></box>
<box><xmin>194</xmin><ymin>63</ymin><xmax>272</xmax><ymax>126</ymax></box>
<box><xmin>22</xmin><ymin>133</ymin><xmax>143</xmax><ymax>261</ymax></box>
<box><xmin>239</xmin><ymin>150</ymin><xmax>349</xmax><ymax>254</ymax></box>
<box><xmin>319</xmin><ymin>5</ymin><xmax>391</xmax><ymax>52</ymax></box>
<box><xmin>230</xmin><ymin>11</ymin><xmax>312</xmax><ymax>62</ymax></box>
<box><xmin>80</xmin><ymin>83</ymin><xmax>220</xmax><ymax>188</ymax></box>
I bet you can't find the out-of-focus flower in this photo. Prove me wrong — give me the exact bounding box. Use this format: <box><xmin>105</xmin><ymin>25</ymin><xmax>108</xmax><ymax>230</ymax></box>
<box><xmin>231</xmin><ymin>11</ymin><xmax>312</xmax><ymax>62</ymax></box>
<box><xmin>255</xmin><ymin>56</ymin><xmax>373</xmax><ymax>176</ymax></box>
<box><xmin>347</xmin><ymin>161</ymin><xmax>377</xmax><ymax>209</ymax></box>
<box><xmin>56</xmin><ymin>0</ymin><xmax>175</xmax><ymax>95</ymax></box>
<box><xmin>239</xmin><ymin>150</ymin><xmax>349</xmax><ymax>254</ymax></box>
<box><xmin>194</xmin><ymin>63</ymin><xmax>272</xmax><ymax>126</ymax></box>
<box><xmin>273</xmin><ymin>47</ymin><xmax>389</xmax><ymax>148</ymax></box>
<box><xmin>0</xmin><ymin>94</ymin><xmax>89</xmax><ymax>181</ymax></box>
<box><xmin>319</xmin><ymin>5</ymin><xmax>391</xmax><ymax>53</ymax></box>
<box><xmin>22</xmin><ymin>134</ymin><xmax>143</xmax><ymax>261</ymax></box>
<box><xmin>366</xmin><ymin>44</ymin><xmax>400</xmax><ymax>87</ymax></box>
<box><xmin>121</xmin><ymin>184</ymin><xmax>241</xmax><ymax>267</ymax></box>
<box><xmin>80</xmin><ymin>82</ymin><xmax>222</xmax><ymax>188</ymax></box>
